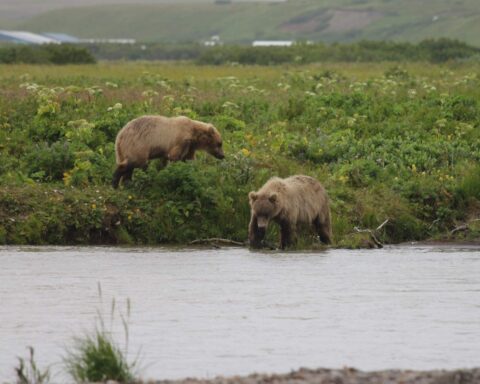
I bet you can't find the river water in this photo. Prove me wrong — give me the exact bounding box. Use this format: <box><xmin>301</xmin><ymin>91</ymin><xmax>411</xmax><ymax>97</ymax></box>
<box><xmin>0</xmin><ymin>245</ymin><xmax>479</xmax><ymax>382</ymax></box>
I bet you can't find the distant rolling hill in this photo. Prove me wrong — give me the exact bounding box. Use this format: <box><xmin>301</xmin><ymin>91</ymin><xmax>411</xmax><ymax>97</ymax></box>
<box><xmin>6</xmin><ymin>0</ymin><xmax>480</xmax><ymax>45</ymax></box>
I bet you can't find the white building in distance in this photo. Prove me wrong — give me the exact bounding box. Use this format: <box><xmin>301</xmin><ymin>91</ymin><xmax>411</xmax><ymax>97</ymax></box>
<box><xmin>0</xmin><ymin>30</ymin><xmax>136</xmax><ymax>45</ymax></box>
<box><xmin>252</xmin><ymin>40</ymin><xmax>293</xmax><ymax>47</ymax></box>
<box><xmin>0</xmin><ymin>30</ymin><xmax>59</xmax><ymax>44</ymax></box>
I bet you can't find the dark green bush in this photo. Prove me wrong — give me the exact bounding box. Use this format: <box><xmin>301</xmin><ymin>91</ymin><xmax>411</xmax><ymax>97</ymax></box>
<box><xmin>43</xmin><ymin>44</ymin><xmax>96</xmax><ymax>64</ymax></box>
<box><xmin>52</xmin><ymin>39</ymin><xmax>480</xmax><ymax>64</ymax></box>
<box><xmin>420</xmin><ymin>38</ymin><xmax>480</xmax><ymax>63</ymax></box>
<box><xmin>196</xmin><ymin>39</ymin><xmax>480</xmax><ymax>65</ymax></box>
<box><xmin>0</xmin><ymin>44</ymin><xmax>96</xmax><ymax>64</ymax></box>
<box><xmin>27</xmin><ymin>141</ymin><xmax>74</xmax><ymax>181</ymax></box>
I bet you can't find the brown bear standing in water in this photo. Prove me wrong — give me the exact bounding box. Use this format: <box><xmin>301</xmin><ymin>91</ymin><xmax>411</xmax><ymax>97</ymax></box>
<box><xmin>112</xmin><ymin>115</ymin><xmax>224</xmax><ymax>188</ymax></box>
<box><xmin>248</xmin><ymin>175</ymin><xmax>332</xmax><ymax>249</ymax></box>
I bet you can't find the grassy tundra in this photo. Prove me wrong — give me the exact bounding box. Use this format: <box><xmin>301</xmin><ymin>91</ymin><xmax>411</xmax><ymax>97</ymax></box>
<box><xmin>0</xmin><ymin>62</ymin><xmax>479</xmax><ymax>247</ymax></box>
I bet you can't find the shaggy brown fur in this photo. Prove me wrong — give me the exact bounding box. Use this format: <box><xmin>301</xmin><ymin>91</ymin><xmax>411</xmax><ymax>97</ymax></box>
<box><xmin>248</xmin><ymin>175</ymin><xmax>332</xmax><ymax>249</ymax></box>
<box><xmin>112</xmin><ymin>115</ymin><xmax>224</xmax><ymax>188</ymax></box>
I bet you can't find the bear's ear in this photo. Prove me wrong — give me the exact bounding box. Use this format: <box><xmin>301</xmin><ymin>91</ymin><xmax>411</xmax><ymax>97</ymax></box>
<box><xmin>208</xmin><ymin>124</ymin><xmax>215</xmax><ymax>134</ymax></box>
<box><xmin>249</xmin><ymin>192</ymin><xmax>258</xmax><ymax>203</ymax></box>
<box><xmin>269</xmin><ymin>193</ymin><xmax>277</xmax><ymax>203</ymax></box>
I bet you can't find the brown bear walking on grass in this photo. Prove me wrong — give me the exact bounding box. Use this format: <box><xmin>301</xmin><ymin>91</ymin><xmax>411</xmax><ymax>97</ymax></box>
<box><xmin>112</xmin><ymin>115</ymin><xmax>224</xmax><ymax>188</ymax></box>
<box><xmin>248</xmin><ymin>175</ymin><xmax>332</xmax><ymax>249</ymax></box>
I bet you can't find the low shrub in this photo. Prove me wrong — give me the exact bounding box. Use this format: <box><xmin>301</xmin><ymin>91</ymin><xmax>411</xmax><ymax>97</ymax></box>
<box><xmin>0</xmin><ymin>44</ymin><xmax>96</xmax><ymax>64</ymax></box>
<box><xmin>63</xmin><ymin>291</ymin><xmax>138</xmax><ymax>383</ymax></box>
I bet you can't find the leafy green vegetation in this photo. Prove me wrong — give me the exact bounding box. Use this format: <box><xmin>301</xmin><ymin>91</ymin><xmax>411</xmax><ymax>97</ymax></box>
<box><xmin>63</xmin><ymin>290</ymin><xmax>138</xmax><ymax>383</ymax></box>
<box><xmin>14</xmin><ymin>347</ymin><xmax>51</xmax><ymax>384</ymax></box>
<box><xmin>81</xmin><ymin>39</ymin><xmax>480</xmax><ymax>64</ymax></box>
<box><xmin>0</xmin><ymin>61</ymin><xmax>479</xmax><ymax>247</ymax></box>
<box><xmin>0</xmin><ymin>44</ymin><xmax>96</xmax><ymax>64</ymax></box>
<box><xmin>10</xmin><ymin>0</ymin><xmax>480</xmax><ymax>46</ymax></box>
<box><xmin>196</xmin><ymin>39</ymin><xmax>480</xmax><ymax>65</ymax></box>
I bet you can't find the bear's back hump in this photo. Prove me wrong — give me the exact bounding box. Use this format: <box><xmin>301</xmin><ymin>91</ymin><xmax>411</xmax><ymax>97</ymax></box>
<box><xmin>121</xmin><ymin>115</ymin><xmax>189</xmax><ymax>145</ymax></box>
<box><xmin>286</xmin><ymin>175</ymin><xmax>322</xmax><ymax>190</ymax></box>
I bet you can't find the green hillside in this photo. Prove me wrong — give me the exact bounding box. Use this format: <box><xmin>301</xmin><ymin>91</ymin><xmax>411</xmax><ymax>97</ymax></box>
<box><xmin>11</xmin><ymin>0</ymin><xmax>480</xmax><ymax>45</ymax></box>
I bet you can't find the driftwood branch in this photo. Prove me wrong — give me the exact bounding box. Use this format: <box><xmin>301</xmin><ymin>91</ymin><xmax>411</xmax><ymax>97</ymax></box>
<box><xmin>376</xmin><ymin>218</ymin><xmax>389</xmax><ymax>232</ymax></box>
<box><xmin>450</xmin><ymin>218</ymin><xmax>480</xmax><ymax>235</ymax></box>
<box><xmin>353</xmin><ymin>219</ymin><xmax>389</xmax><ymax>249</ymax></box>
<box><xmin>353</xmin><ymin>227</ymin><xmax>384</xmax><ymax>248</ymax></box>
<box><xmin>189</xmin><ymin>238</ymin><xmax>246</xmax><ymax>247</ymax></box>
<box><xmin>450</xmin><ymin>224</ymin><xmax>469</xmax><ymax>235</ymax></box>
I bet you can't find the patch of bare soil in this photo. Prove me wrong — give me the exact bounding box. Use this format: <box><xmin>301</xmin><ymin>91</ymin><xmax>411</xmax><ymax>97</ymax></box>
<box><xmin>281</xmin><ymin>8</ymin><xmax>383</xmax><ymax>34</ymax></box>
<box><xmin>282</xmin><ymin>17</ymin><xmax>321</xmax><ymax>33</ymax></box>
<box><xmin>149</xmin><ymin>367</ymin><xmax>480</xmax><ymax>384</ymax></box>
<box><xmin>280</xmin><ymin>9</ymin><xmax>329</xmax><ymax>33</ymax></box>
<box><xmin>324</xmin><ymin>9</ymin><xmax>383</xmax><ymax>33</ymax></box>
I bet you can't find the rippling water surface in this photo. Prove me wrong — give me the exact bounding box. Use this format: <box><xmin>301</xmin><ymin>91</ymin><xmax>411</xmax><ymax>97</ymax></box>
<box><xmin>1</xmin><ymin>245</ymin><xmax>479</xmax><ymax>382</ymax></box>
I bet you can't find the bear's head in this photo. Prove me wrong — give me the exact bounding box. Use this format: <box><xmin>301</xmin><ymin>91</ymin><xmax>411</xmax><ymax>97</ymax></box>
<box><xmin>248</xmin><ymin>191</ymin><xmax>281</xmax><ymax>229</ymax></box>
<box><xmin>204</xmin><ymin>124</ymin><xmax>225</xmax><ymax>160</ymax></box>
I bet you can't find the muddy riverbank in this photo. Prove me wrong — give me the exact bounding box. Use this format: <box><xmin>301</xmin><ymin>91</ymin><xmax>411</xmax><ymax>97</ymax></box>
<box><xmin>151</xmin><ymin>367</ymin><xmax>480</xmax><ymax>384</ymax></box>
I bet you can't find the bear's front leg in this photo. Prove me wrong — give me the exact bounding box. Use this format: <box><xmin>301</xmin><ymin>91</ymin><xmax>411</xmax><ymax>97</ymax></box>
<box><xmin>168</xmin><ymin>140</ymin><xmax>192</xmax><ymax>162</ymax></box>
<box><xmin>184</xmin><ymin>146</ymin><xmax>196</xmax><ymax>160</ymax></box>
<box><xmin>249</xmin><ymin>215</ymin><xmax>265</xmax><ymax>248</ymax></box>
<box><xmin>279</xmin><ymin>220</ymin><xmax>294</xmax><ymax>249</ymax></box>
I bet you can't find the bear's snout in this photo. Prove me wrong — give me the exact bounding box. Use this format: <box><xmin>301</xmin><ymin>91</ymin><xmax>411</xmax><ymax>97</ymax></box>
<box><xmin>215</xmin><ymin>150</ymin><xmax>225</xmax><ymax>160</ymax></box>
<box><xmin>257</xmin><ymin>216</ymin><xmax>269</xmax><ymax>229</ymax></box>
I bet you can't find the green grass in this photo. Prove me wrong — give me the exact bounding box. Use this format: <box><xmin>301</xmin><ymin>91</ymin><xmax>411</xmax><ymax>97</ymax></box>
<box><xmin>63</xmin><ymin>289</ymin><xmax>137</xmax><ymax>383</ymax></box>
<box><xmin>64</xmin><ymin>332</ymin><xmax>135</xmax><ymax>383</ymax></box>
<box><xmin>6</xmin><ymin>0</ymin><xmax>480</xmax><ymax>45</ymax></box>
<box><xmin>0</xmin><ymin>61</ymin><xmax>479</xmax><ymax>247</ymax></box>
<box><xmin>15</xmin><ymin>347</ymin><xmax>51</xmax><ymax>384</ymax></box>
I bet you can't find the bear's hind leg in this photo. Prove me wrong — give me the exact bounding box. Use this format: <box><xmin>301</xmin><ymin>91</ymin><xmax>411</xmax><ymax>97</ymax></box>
<box><xmin>122</xmin><ymin>167</ymin><xmax>134</xmax><ymax>185</ymax></box>
<box><xmin>314</xmin><ymin>216</ymin><xmax>332</xmax><ymax>245</ymax></box>
<box><xmin>112</xmin><ymin>166</ymin><xmax>129</xmax><ymax>189</ymax></box>
<box><xmin>112</xmin><ymin>168</ymin><xmax>123</xmax><ymax>189</ymax></box>
<box><xmin>112</xmin><ymin>162</ymin><xmax>135</xmax><ymax>189</ymax></box>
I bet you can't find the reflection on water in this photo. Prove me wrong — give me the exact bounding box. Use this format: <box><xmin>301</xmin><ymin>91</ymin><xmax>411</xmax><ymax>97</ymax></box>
<box><xmin>0</xmin><ymin>245</ymin><xmax>479</xmax><ymax>382</ymax></box>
